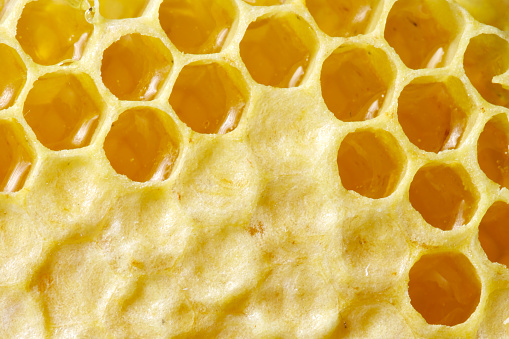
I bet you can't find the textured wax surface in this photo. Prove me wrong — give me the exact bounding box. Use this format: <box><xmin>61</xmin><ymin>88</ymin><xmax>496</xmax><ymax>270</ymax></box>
<box><xmin>1</xmin><ymin>0</ymin><xmax>509</xmax><ymax>338</ymax></box>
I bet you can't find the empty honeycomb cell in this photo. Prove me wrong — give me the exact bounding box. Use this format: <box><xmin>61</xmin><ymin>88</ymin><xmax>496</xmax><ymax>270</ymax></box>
<box><xmin>409</xmin><ymin>164</ymin><xmax>477</xmax><ymax>230</ymax></box>
<box><xmin>477</xmin><ymin>115</ymin><xmax>509</xmax><ymax>188</ymax></box>
<box><xmin>408</xmin><ymin>252</ymin><xmax>481</xmax><ymax>326</ymax></box>
<box><xmin>0</xmin><ymin>44</ymin><xmax>27</xmax><ymax>110</ymax></box>
<box><xmin>169</xmin><ymin>62</ymin><xmax>248</xmax><ymax>134</ymax></box>
<box><xmin>99</xmin><ymin>0</ymin><xmax>149</xmax><ymax>19</ymax></box>
<box><xmin>464</xmin><ymin>34</ymin><xmax>509</xmax><ymax>109</ymax></box>
<box><xmin>103</xmin><ymin>107</ymin><xmax>180</xmax><ymax>183</ymax></box>
<box><xmin>159</xmin><ymin>0</ymin><xmax>235</xmax><ymax>54</ymax></box>
<box><xmin>23</xmin><ymin>73</ymin><xmax>102</xmax><ymax>151</ymax></box>
<box><xmin>0</xmin><ymin>122</ymin><xmax>33</xmax><ymax>193</ymax></box>
<box><xmin>242</xmin><ymin>0</ymin><xmax>284</xmax><ymax>5</ymax></box>
<box><xmin>397</xmin><ymin>80</ymin><xmax>467</xmax><ymax>153</ymax></box>
<box><xmin>384</xmin><ymin>0</ymin><xmax>458</xmax><ymax>69</ymax></box>
<box><xmin>16</xmin><ymin>0</ymin><xmax>93</xmax><ymax>65</ymax></box>
<box><xmin>101</xmin><ymin>34</ymin><xmax>173</xmax><ymax>101</ymax></box>
<box><xmin>337</xmin><ymin>129</ymin><xmax>405</xmax><ymax>199</ymax></box>
<box><xmin>306</xmin><ymin>0</ymin><xmax>380</xmax><ymax>37</ymax></box>
<box><xmin>239</xmin><ymin>14</ymin><xmax>317</xmax><ymax>88</ymax></box>
<box><xmin>479</xmin><ymin>202</ymin><xmax>509</xmax><ymax>267</ymax></box>
<box><xmin>453</xmin><ymin>0</ymin><xmax>509</xmax><ymax>31</ymax></box>
<box><xmin>320</xmin><ymin>46</ymin><xmax>392</xmax><ymax>122</ymax></box>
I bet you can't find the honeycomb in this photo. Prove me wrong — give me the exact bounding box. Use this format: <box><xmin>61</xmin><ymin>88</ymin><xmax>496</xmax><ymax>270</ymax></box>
<box><xmin>0</xmin><ymin>0</ymin><xmax>509</xmax><ymax>337</ymax></box>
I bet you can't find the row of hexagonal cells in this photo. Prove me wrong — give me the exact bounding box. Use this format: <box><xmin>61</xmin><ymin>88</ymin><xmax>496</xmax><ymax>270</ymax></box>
<box><xmin>12</xmin><ymin>0</ymin><xmax>509</xmax><ymax>88</ymax></box>
<box><xmin>12</xmin><ymin>0</ymin><xmax>502</xmax><ymax>65</ymax></box>
<box><xmin>1</xmin><ymin>28</ymin><xmax>506</xmax><ymax>145</ymax></box>
<box><xmin>405</xmin><ymin>197</ymin><xmax>509</xmax><ymax>326</ymax></box>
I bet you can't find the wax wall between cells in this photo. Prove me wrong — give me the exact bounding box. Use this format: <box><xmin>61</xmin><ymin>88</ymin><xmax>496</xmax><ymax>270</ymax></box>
<box><xmin>0</xmin><ymin>0</ymin><xmax>508</xmax><ymax>337</ymax></box>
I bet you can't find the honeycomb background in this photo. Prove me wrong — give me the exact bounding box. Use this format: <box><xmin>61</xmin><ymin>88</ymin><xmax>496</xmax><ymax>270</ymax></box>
<box><xmin>0</xmin><ymin>0</ymin><xmax>509</xmax><ymax>337</ymax></box>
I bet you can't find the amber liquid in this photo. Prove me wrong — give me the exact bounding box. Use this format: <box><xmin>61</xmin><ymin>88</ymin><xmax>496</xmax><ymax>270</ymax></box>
<box><xmin>103</xmin><ymin>108</ymin><xmax>180</xmax><ymax>182</ymax></box>
<box><xmin>169</xmin><ymin>63</ymin><xmax>246</xmax><ymax>134</ymax></box>
<box><xmin>337</xmin><ymin>130</ymin><xmax>402</xmax><ymax>199</ymax></box>
<box><xmin>239</xmin><ymin>16</ymin><xmax>312</xmax><ymax>88</ymax></box>
<box><xmin>307</xmin><ymin>0</ymin><xmax>377</xmax><ymax>37</ymax></box>
<box><xmin>321</xmin><ymin>48</ymin><xmax>387</xmax><ymax>122</ymax></box>
<box><xmin>385</xmin><ymin>0</ymin><xmax>452</xmax><ymax>69</ymax></box>
<box><xmin>398</xmin><ymin>82</ymin><xmax>466</xmax><ymax>153</ymax></box>
<box><xmin>159</xmin><ymin>0</ymin><xmax>234</xmax><ymax>54</ymax></box>
<box><xmin>409</xmin><ymin>252</ymin><xmax>481</xmax><ymax>326</ymax></box>
<box><xmin>409</xmin><ymin>165</ymin><xmax>476</xmax><ymax>230</ymax></box>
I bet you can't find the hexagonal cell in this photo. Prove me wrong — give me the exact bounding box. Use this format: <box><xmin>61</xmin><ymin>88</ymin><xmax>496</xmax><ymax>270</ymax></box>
<box><xmin>477</xmin><ymin>114</ymin><xmax>509</xmax><ymax>188</ymax></box>
<box><xmin>23</xmin><ymin>73</ymin><xmax>102</xmax><ymax>151</ymax></box>
<box><xmin>242</xmin><ymin>0</ymin><xmax>284</xmax><ymax>5</ymax></box>
<box><xmin>239</xmin><ymin>14</ymin><xmax>317</xmax><ymax>88</ymax></box>
<box><xmin>0</xmin><ymin>44</ymin><xmax>27</xmax><ymax>110</ymax></box>
<box><xmin>321</xmin><ymin>45</ymin><xmax>392</xmax><ymax>122</ymax></box>
<box><xmin>306</xmin><ymin>0</ymin><xmax>380</xmax><ymax>37</ymax></box>
<box><xmin>464</xmin><ymin>34</ymin><xmax>509</xmax><ymax>109</ymax></box>
<box><xmin>101</xmin><ymin>34</ymin><xmax>173</xmax><ymax>101</ymax></box>
<box><xmin>337</xmin><ymin>129</ymin><xmax>405</xmax><ymax>199</ymax></box>
<box><xmin>169</xmin><ymin>62</ymin><xmax>248</xmax><ymax>134</ymax></box>
<box><xmin>16</xmin><ymin>0</ymin><xmax>93</xmax><ymax>65</ymax></box>
<box><xmin>103</xmin><ymin>107</ymin><xmax>180</xmax><ymax>182</ymax></box>
<box><xmin>409</xmin><ymin>252</ymin><xmax>481</xmax><ymax>326</ymax></box>
<box><xmin>99</xmin><ymin>0</ymin><xmax>149</xmax><ymax>19</ymax></box>
<box><xmin>409</xmin><ymin>164</ymin><xmax>477</xmax><ymax>230</ymax></box>
<box><xmin>453</xmin><ymin>0</ymin><xmax>509</xmax><ymax>31</ymax></box>
<box><xmin>0</xmin><ymin>121</ymin><xmax>33</xmax><ymax>193</ymax></box>
<box><xmin>479</xmin><ymin>202</ymin><xmax>509</xmax><ymax>267</ymax></box>
<box><xmin>159</xmin><ymin>0</ymin><xmax>235</xmax><ymax>54</ymax></box>
<box><xmin>384</xmin><ymin>0</ymin><xmax>459</xmax><ymax>69</ymax></box>
<box><xmin>398</xmin><ymin>79</ymin><xmax>468</xmax><ymax>153</ymax></box>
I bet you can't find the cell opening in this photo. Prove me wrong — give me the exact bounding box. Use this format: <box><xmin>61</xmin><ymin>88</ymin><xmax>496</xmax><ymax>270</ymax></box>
<box><xmin>23</xmin><ymin>73</ymin><xmax>103</xmax><ymax>151</ymax></box>
<box><xmin>0</xmin><ymin>121</ymin><xmax>33</xmax><ymax>193</ymax></box>
<box><xmin>452</xmin><ymin>0</ymin><xmax>509</xmax><ymax>31</ymax></box>
<box><xmin>409</xmin><ymin>164</ymin><xmax>477</xmax><ymax>231</ymax></box>
<box><xmin>337</xmin><ymin>129</ymin><xmax>405</xmax><ymax>199</ymax></box>
<box><xmin>169</xmin><ymin>62</ymin><xmax>248</xmax><ymax>134</ymax></box>
<box><xmin>479</xmin><ymin>202</ymin><xmax>509</xmax><ymax>267</ymax></box>
<box><xmin>242</xmin><ymin>0</ymin><xmax>284</xmax><ymax>5</ymax></box>
<box><xmin>306</xmin><ymin>0</ymin><xmax>381</xmax><ymax>37</ymax></box>
<box><xmin>103</xmin><ymin>108</ymin><xmax>181</xmax><ymax>182</ymax></box>
<box><xmin>99</xmin><ymin>0</ymin><xmax>149</xmax><ymax>19</ymax></box>
<box><xmin>321</xmin><ymin>45</ymin><xmax>392</xmax><ymax>122</ymax></box>
<box><xmin>101</xmin><ymin>34</ymin><xmax>173</xmax><ymax>101</ymax></box>
<box><xmin>239</xmin><ymin>14</ymin><xmax>317</xmax><ymax>88</ymax></box>
<box><xmin>477</xmin><ymin>114</ymin><xmax>509</xmax><ymax>188</ymax></box>
<box><xmin>0</xmin><ymin>44</ymin><xmax>27</xmax><ymax>110</ymax></box>
<box><xmin>464</xmin><ymin>34</ymin><xmax>509</xmax><ymax>109</ymax></box>
<box><xmin>397</xmin><ymin>79</ymin><xmax>468</xmax><ymax>153</ymax></box>
<box><xmin>16</xmin><ymin>0</ymin><xmax>93</xmax><ymax>65</ymax></box>
<box><xmin>384</xmin><ymin>0</ymin><xmax>459</xmax><ymax>69</ymax></box>
<box><xmin>408</xmin><ymin>252</ymin><xmax>481</xmax><ymax>326</ymax></box>
<box><xmin>159</xmin><ymin>0</ymin><xmax>235</xmax><ymax>54</ymax></box>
